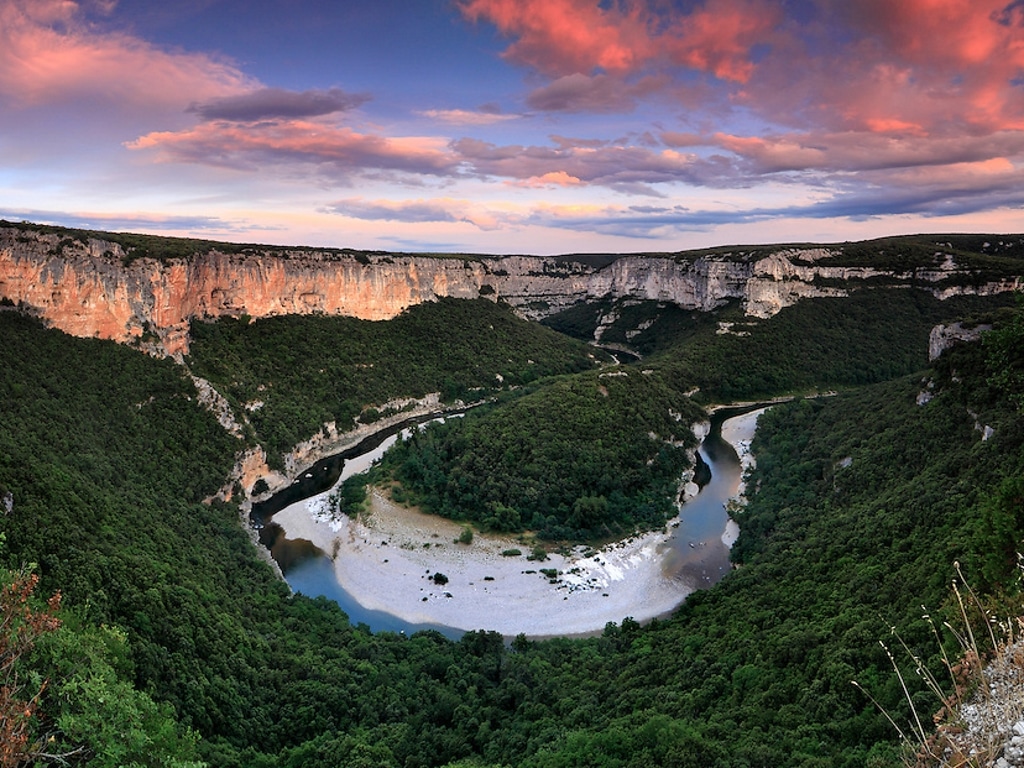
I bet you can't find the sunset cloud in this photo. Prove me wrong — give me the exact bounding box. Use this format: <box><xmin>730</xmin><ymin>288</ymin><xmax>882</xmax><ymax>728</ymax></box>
<box><xmin>702</xmin><ymin>130</ymin><xmax>1024</xmax><ymax>174</ymax></box>
<box><xmin>126</xmin><ymin>111</ymin><xmax>1024</xmax><ymax>223</ymax></box>
<box><xmin>189</xmin><ymin>88</ymin><xmax>370</xmax><ymax>122</ymax></box>
<box><xmin>662</xmin><ymin>0</ymin><xmax>783</xmax><ymax>83</ymax></box>
<box><xmin>458</xmin><ymin>0</ymin><xmax>651</xmax><ymax>76</ymax></box>
<box><xmin>462</xmin><ymin>0</ymin><xmax>1024</xmax><ymax>139</ymax></box>
<box><xmin>128</xmin><ymin>120</ymin><xmax>459</xmax><ymax>178</ymax></box>
<box><xmin>510</xmin><ymin>171</ymin><xmax>584</xmax><ymax>188</ymax></box>
<box><xmin>451</xmin><ymin>137</ymin><xmax>707</xmax><ymax>190</ymax></box>
<box><xmin>521</xmin><ymin>165</ymin><xmax>1024</xmax><ymax>238</ymax></box>
<box><xmin>459</xmin><ymin>0</ymin><xmax>780</xmax><ymax>83</ymax></box>
<box><xmin>325</xmin><ymin>197</ymin><xmax>510</xmax><ymax>230</ymax></box>
<box><xmin>525</xmin><ymin>73</ymin><xmax>668</xmax><ymax>113</ymax></box>
<box><xmin>745</xmin><ymin>0</ymin><xmax>1024</xmax><ymax>136</ymax></box>
<box><xmin>0</xmin><ymin>0</ymin><xmax>251</xmax><ymax>110</ymax></box>
<box><xmin>0</xmin><ymin>206</ymin><xmax>237</xmax><ymax>233</ymax></box>
<box><xmin>417</xmin><ymin>108</ymin><xmax>519</xmax><ymax>125</ymax></box>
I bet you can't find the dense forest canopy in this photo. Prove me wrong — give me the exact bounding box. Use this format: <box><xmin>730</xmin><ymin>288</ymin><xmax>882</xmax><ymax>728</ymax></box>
<box><xmin>0</xmin><ymin>225</ymin><xmax>1023</xmax><ymax>766</ymax></box>
<box><xmin>364</xmin><ymin>368</ymin><xmax>704</xmax><ymax>542</ymax></box>
<box><xmin>186</xmin><ymin>298</ymin><xmax>604</xmax><ymax>461</ymax></box>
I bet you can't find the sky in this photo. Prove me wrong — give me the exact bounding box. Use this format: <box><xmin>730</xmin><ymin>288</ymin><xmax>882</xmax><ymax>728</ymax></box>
<box><xmin>2</xmin><ymin>0</ymin><xmax>1024</xmax><ymax>255</ymax></box>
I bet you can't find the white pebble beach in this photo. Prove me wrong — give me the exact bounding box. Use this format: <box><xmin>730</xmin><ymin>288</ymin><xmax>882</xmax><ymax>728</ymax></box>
<box><xmin>271</xmin><ymin>407</ymin><xmax>765</xmax><ymax>638</ymax></box>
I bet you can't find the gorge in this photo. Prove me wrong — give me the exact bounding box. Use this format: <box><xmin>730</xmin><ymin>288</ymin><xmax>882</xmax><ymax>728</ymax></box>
<box><xmin>2</xmin><ymin>222</ymin><xmax>1023</xmax><ymax>767</ymax></box>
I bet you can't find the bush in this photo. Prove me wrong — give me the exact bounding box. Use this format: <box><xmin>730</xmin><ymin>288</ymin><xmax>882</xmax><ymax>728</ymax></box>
<box><xmin>527</xmin><ymin>546</ymin><xmax>548</xmax><ymax>562</ymax></box>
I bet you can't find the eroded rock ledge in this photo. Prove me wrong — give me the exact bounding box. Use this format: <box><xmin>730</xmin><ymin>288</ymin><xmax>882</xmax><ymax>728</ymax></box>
<box><xmin>1</xmin><ymin>226</ymin><xmax>1020</xmax><ymax>356</ymax></box>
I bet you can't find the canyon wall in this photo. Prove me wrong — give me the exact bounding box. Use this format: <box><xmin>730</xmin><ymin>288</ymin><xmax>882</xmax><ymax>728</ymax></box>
<box><xmin>0</xmin><ymin>227</ymin><xmax>1019</xmax><ymax>356</ymax></box>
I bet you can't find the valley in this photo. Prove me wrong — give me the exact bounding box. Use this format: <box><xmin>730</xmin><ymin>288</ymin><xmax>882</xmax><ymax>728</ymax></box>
<box><xmin>0</xmin><ymin>223</ymin><xmax>1022</xmax><ymax>767</ymax></box>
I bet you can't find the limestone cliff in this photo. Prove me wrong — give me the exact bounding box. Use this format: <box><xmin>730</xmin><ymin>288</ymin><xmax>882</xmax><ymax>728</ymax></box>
<box><xmin>928</xmin><ymin>321</ymin><xmax>993</xmax><ymax>361</ymax></box>
<box><xmin>0</xmin><ymin>226</ymin><xmax>1020</xmax><ymax>355</ymax></box>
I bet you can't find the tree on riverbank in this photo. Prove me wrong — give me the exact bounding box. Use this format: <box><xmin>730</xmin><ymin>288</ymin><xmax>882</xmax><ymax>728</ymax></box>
<box><xmin>366</xmin><ymin>367</ymin><xmax>704</xmax><ymax>542</ymax></box>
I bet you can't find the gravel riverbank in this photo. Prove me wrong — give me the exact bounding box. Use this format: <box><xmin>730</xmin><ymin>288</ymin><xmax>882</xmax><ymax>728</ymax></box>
<box><xmin>272</xmin><ymin>408</ymin><xmax>763</xmax><ymax>637</ymax></box>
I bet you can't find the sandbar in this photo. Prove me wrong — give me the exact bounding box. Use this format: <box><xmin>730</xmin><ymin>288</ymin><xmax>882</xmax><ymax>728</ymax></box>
<box><xmin>272</xmin><ymin>408</ymin><xmax>764</xmax><ymax>638</ymax></box>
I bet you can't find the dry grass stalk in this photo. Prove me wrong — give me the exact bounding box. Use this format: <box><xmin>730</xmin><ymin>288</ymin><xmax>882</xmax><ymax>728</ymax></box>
<box><xmin>855</xmin><ymin>563</ymin><xmax>1024</xmax><ymax>768</ymax></box>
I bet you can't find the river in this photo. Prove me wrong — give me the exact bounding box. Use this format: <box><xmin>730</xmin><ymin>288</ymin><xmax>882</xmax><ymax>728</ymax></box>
<box><xmin>256</xmin><ymin>422</ymin><xmax>464</xmax><ymax>637</ymax></box>
<box><xmin>254</xmin><ymin>406</ymin><xmax>763</xmax><ymax>638</ymax></box>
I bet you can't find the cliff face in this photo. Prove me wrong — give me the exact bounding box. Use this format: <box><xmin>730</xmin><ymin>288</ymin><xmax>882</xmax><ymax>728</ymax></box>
<box><xmin>0</xmin><ymin>227</ymin><xmax>1019</xmax><ymax>355</ymax></box>
<box><xmin>928</xmin><ymin>321</ymin><xmax>993</xmax><ymax>361</ymax></box>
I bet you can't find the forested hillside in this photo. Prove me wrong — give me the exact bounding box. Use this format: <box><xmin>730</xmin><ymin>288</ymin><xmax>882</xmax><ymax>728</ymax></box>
<box><xmin>366</xmin><ymin>369</ymin><xmax>705</xmax><ymax>541</ymax></box>
<box><xmin>186</xmin><ymin>298</ymin><xmax>604</xmax><ymax>460</ymax></box>
<box><xmin>363</xmin><ymin>289</ymin><xmax>1015</xmax><ymax>545</ymax></box>
<box><xmin>546</xmin><ymin>288</ymin><xmax>1012</xmax><ymax>395</ymax></box>
<box><xmin>0</xmin><ymin>274</ymin><xmax>1022</xmax><ymax>766</ymax></box>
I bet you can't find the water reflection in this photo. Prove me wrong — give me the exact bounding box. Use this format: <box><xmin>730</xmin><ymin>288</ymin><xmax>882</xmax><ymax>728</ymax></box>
<box><xmin>659</xmin><ymin>423</ymin><xmax>742</xmax><ymax>589</ymax></box>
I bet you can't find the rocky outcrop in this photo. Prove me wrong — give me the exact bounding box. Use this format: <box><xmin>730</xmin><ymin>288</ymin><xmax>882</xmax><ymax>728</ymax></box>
<box><xmin>929</xmin><ymin>322</ymin><xmax>993</xmax><ymax>361</ymax></box>
<box><xmin>206</xmin><ymin>392</ymin><xmax>456</xmax><ymax>502</ymax></box>
<box><xmin>190</xmin><ymin>374</ymin><xmax>246</xmax><ymax>438</ymax></box>
<box><xmin>1</xmin><ymin>226</ymin><xmax>1020</xmax><ymax>356</ymax></box>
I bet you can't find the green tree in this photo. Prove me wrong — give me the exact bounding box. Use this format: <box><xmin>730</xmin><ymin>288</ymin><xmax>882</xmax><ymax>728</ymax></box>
<box><xmin>984</xmin><ymin>300</ymin><xmax>1024</xmax><ymax>411</ymax></box>
<box><xmin>38</xmin><ymin>622</ymin><xmax>206</xmax><ymax>768</ymax></box>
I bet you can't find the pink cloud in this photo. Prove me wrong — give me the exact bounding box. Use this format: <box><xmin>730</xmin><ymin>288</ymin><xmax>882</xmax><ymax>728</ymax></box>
<box><xmin>128</xmin><ymin>119</ymin><xmax>459</xmax><ymax>177</ymax></box>
<box><xmin>458</xmin><ymin>0</ymin><xmax>651</xmax><ymax>76</ymax></box>
<box><xmin>326</xmin><ymin>197</ymin><xmax>511</xmax><ymax>230</ymax></box>
<box><xmin>0</xmin><ymin>0</ymin><xmax>252</xmax><ymax>110</ymax></box>
<box><xmin>663</xmin><ymin>0</ymin><xmax>783</xmax><ymax>83</ymax></box>
<box><xmin>458</xmin><ymin>0</ymin><xmax>778</xmax><ymax>83</ymax></box>
<box><xmin>526</xmin><ymin>72</ymin><xmax>669</xmax><ymax>113</ymax></box>
<box><xmin>463</xmin><ymin>0</ymin><xmax>1024</xmax><ymax>141</ymax></box>
<box><xmin>416</xmin><ymin>108</ymin><xmax>520</xmax><ymax>125</ymax></box>
<box><xmin>141</xmin><ymin>126</ymin><xmax>703</xmax><ymax>195</ymax></box>
<box><xmin>707</xmin><ymin>129</ymin><xmax>1024</xmax><ymax>173</ymax></box>
<box><xmin>873</xmin><ymin>157</ymin><xmax>1019</xmax><ymax>191</ymax></box>
<box><xmin>509</xmin><ymin>171</ymin><xmax>584</xmax><ymax>188</ymax></box>
<box><xmin>451</xmin><ymin>136</ymin><xmax>713</xmax><ymax>192</ymax></box>
<box><xmin>707</xmin><ymin>133</ymin><xmax>827</xmax><ymax>172</ymax></box>
<box><xmin>835</xmin><ymin>0</ymin><xmax>1016</xmax><ymax>68</ymax></box>
<box><xmin>189</xmin><ymin>88</ymin><xmax>369</xmax><ymax>122</ymax></box>
<box><xmin>745</xmin><ymin>0</ymin><xmax>1024</xmax><ymax>136</ymax></box>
